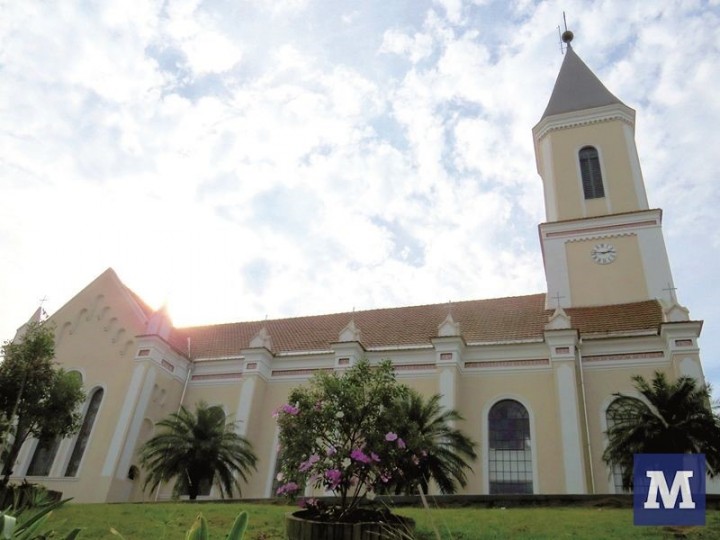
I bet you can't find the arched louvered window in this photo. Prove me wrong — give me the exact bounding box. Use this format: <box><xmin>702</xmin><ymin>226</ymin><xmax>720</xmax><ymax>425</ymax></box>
<box><xmin>605</xmin><ymin>399</ymin><xmax>632</xmax><ymax>493</ymax></box>
<box><xmin>488</xmin><ymin>399</ymin><xmax>533</xmax><ymax>494</ymax></box>
<box><xmin>579</xmin><ymin>146</ymin><xmax>605</xmax><ymax>199</ymax></box>
<box><xmin>64</xmin><ymin>388</ymin><xmax>104</xmax><ymax>477</ymax></box>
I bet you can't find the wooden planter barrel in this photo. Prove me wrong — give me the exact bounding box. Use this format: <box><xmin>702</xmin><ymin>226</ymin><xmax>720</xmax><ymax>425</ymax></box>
<box><xmin>285</xmin><ymin>510</ymin><xmax>415</xmax><ymax>540</ymax></box>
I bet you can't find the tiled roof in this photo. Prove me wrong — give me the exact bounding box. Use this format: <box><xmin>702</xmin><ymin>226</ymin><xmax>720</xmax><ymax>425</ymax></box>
<box><xmin>176</xmin><ymin>294</ymin><xmax>664</xmax><ymax>360</ymax></box>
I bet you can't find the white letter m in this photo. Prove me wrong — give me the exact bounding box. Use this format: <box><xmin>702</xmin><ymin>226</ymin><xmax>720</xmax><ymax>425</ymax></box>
<box><xmin>644</xmin><ymin>470</ymin><xmax>695</xmax><ymax>509</ymax></box>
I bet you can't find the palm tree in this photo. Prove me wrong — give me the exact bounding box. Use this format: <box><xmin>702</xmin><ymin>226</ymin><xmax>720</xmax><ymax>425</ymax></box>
<box><xmin>602</xmin><ymin>371</ymin><xmax>720</xmax><ymax>490</ymax></box>
<box><xmin>391</xmin><ymin>390</ymin><xmax>477</xmax><ymax>494</ymax></box>
<box><xmin>139</xmin><ymin>402</ymin><xmax>257</xmax><ymax>500</ymax></box>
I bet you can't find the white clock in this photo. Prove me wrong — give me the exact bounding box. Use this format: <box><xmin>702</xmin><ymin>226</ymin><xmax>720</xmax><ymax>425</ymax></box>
<box><xmin>591</xmin><ymin>242</ymin><xmax>616</xmax><ymax>264</ymax></box>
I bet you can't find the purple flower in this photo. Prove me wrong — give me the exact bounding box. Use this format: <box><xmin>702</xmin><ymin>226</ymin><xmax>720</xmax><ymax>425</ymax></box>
<box><xmin>276</xmin><ymin>481</ymin><xmax>299</xmax><ymax>495</ymax></box>
<box><xmin>351</xmin><ymin>448</ymin><xmax>371</xmax><ymax>464</ymax></box>
<box><xmin>282</xmin><ymin>403</ymin><xmax>300</xmax><ymax>415</ymax></box>
<box><xmin>370</xmin><ymin>452</ymin><xmax>381</xmax><ymax>462</ymax></box>
<box><xmin>299</xmin><ymin>453</ymin><xmax>321</xmax><ymax>472</ymax></box>
<box><xmin>325</xmin><ymin>468</ymin><xmax>342</xmax><ymax>489</ymax></box>
<box><xmin>397</xmin><ymin>438</ymin><xmax>406</xmax><ymax>449</ymax></box>
<box><xmin>326</xmin><ymin>445</ymin><xmax>337</xmax><ymax>456</ymax></box>
<box><xmin>300</xmin><ymin>497</ymin><xmax>318</xmax><ymax>508</ymax></box>
<box><xmin>385</xmin><ymin>432</ymin><xmax>398</xmax><ymax>442</ymax></box>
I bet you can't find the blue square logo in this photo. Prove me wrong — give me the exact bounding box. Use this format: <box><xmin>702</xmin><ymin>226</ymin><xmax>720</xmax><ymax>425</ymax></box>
<box><xmin>633</xmin><ymin>454</ymin><xmax>705</xmax><ymax>526</ymax></box>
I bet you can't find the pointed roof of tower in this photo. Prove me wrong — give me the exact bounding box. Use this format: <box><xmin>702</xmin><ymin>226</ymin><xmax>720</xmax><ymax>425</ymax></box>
<box><xmin>541</xmin><ymin>44</ymin><xmax>626</xmax><ymax>120</ymax></box>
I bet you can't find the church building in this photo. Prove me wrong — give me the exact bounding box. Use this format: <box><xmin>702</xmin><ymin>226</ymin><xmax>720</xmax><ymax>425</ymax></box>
<box><xmin>6</xmin><ymin>40</ymin><xmax>710</xmax><ymax>503</ymax></box>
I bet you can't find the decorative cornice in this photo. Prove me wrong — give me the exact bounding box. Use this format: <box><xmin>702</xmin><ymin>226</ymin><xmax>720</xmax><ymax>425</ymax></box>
<box><xmin>191</xmin><ymin>372</ymin><xmax>243</xmax><ymax>381</ymax></box>
<box><xmin>393</xmin><ymin>363</ymin><xmax>436</xmax><ymax>371</ymax></box>
<box><xmin>582</xmin><ymin>351</ymin><xmax>664</xmax><ymax>363</ymax></box>
<box><xmin>465</xmin><ymin>358</ymin><xmax>550</xmax><ymax>369</ymax></box>
<box><xmin>533</xmin><ymin>103</ymin><xmax>635</xmax><ymax>141</ymax></box>
<box><xmin>271</xmin><ymin>367</ymin><xmax>333</xmax><ymax>377</ymax></box>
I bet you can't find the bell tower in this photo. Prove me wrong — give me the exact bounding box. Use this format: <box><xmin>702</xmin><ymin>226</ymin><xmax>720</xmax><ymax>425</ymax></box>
<box><xmin>533</xmin><ymin>36</ymin><xmax>676</xmax><ymax>310</ymax></box>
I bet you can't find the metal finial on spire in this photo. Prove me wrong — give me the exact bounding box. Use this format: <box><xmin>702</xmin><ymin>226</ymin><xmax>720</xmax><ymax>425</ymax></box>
<box><xmin>557</xmin><ymin>12</ymin><xmax>573</xmax><ymax>55</ymax></box>
<box><xmin>561</xmin><ymin>12</ymin><xmax>573</xmax><ymax>45</ymax></box>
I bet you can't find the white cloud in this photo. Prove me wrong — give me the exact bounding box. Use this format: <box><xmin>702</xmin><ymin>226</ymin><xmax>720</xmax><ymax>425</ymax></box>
<box><xmin>1</xmin><ymin>0</ymin><xmax>719</xmax><ymax>395</ymax></box>
<box><xmin>380</xmin><ymin>29</ymin><xmax>435</xmax><ymax>63</ymax></box>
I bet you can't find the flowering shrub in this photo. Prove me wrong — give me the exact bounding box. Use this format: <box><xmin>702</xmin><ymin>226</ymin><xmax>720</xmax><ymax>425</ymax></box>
<box><xmin>274</xmin><ymin>359</ymin><xmax>414</xmax><ymax>519</ymax></box>
<box><xmin>274</xmin><ymin>359</ymin><xmax>477</xmax><ymax>521</ymax></box>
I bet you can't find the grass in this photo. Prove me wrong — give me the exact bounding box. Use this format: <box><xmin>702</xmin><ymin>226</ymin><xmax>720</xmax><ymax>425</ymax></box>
<box><xmin>43</xmin><ymin>502</ymin><xmax>720</xmax><ymax>539</ymax></box>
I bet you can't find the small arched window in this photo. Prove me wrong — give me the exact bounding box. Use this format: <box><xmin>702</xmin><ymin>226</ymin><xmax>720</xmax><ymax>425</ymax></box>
<box><xmin>65</xmin><ymin>388</ymin><xmax>104</xmax><ymax>477</ymax></box>
<box><xmin>605</xmin><ymin>399</ymin><xmax>632</xmax><ymax>493</ymax></box>
<box><xmin>488</xmin><ymin>399</ymin><xmax>533</xmax><ymax>494</ymax></box>
<box><xmin>579</xmin><ymin>146</ymin><xmax>605</xmax><ymax>199</ymax></box>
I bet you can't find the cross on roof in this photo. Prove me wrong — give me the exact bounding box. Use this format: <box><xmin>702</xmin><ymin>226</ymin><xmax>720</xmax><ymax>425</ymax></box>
<box><xmin>551</xmin><ymin>291</ymin><xmax>565</xmax><ymax>308</ymax></box>
<box><xmin>662</xmin><ymin>283</ymin><xmax>678</xmax><ymax>303</ymax></box>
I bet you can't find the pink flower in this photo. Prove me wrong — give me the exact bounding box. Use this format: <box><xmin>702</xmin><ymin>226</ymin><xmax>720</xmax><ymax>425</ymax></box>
<box><xmin>370</xmin><ymin>452</ymin><xmax>381</xmax><ymax>462</ymax></box>
<box><xmin>385</xmin><ymin>432</ymin><xmax>398</xmax><ymax>442</ymax></box>
<box><xmin>351</xmin><ymin>448</ymin><xmax>371</xmax><ymax>464</ymax></box>
<box><xmin>397</xmin><ymin>438</ymin><xmax>406</xmax><ymax>449</ymax></box>
<box><xmin>326</xmin><ymin>445</ymin><xmax>337</xmax><ymax>456</ymax></box>
<box><xmin>325</xmin><ymin>469</ymin><xmax>342</xmax><ymax>489</ymax></box>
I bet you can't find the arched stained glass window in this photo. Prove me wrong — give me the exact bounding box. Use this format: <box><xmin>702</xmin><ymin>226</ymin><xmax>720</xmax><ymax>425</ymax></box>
<box><xmin>488</xmin><ymin>399</ymin><xmax>533</xmax><ymax>494</ymax></box>
<box><xmin>606</xmin><ymin>399</ymin><xmax>633</xmax><ymax>493</ymax></box>
<box><xmin>579</xmin><ymin>146</ymin><xmax>605</xmax><ymax>199</ymax></box>
<box><xmin>65</xmin><ymin>388</ymin><xmax>103</xmax><ymax>477</ymax></box>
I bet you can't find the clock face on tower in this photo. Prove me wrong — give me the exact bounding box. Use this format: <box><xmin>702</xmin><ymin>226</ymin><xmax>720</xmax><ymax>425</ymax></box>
<box><xmin>591</xmin><ymin>242</ymin><xmax>616</xmax><ymax>264</ymax></box>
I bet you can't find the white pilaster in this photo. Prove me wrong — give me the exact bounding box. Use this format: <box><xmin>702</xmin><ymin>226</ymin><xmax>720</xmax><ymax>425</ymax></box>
<box><xmin>102</xmin><ymin>362</ymin><xmax>148</xmax><ymax>477</ymax></box>
<box><xmin>546</xmin><ymin>329</ymin><xmax>587</xmax><ymax>494</ymax></box>
<box><xmin>431</xmin><ymin>336</ymin><xmax>464</xmax><ymax>414</ymax></box>
<box><xmin>116</xmin><ymin>365</ymin><xmax>158</xmax><ymax>479</ymax></box>
<box><xmin>236</xmin><ymin>348</ymin><xmax>272</xmax><ymax>437</ymax></box>
<box><xmin>234</xmin><ymin>376</ymin><xmax>257</xmax><ymax>437</ymax></box>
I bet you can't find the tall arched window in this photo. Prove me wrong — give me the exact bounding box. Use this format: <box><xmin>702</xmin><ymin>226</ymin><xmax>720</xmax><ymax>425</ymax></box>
<box><xmin>579</xmin><ymin>146</ymin><xmax>605</xmax><ymax>199</ymax></box>
<box><xmin>488</xmin><ymin>399</ymin><xmax>533</xmax><ymax>494</ymax></box>
<box><xmin>26</xmin><ymin>436</ymin><xmax>61</xmax><ymax>477</ymax></box>
<box><xmin>605</xmin><ymin>399</ymin><xmax>632</xmax><ymax>493</ymax></box>
<box><xmin>27</xmin><ymin>371</ymin><xmax>83</xmax><ymax>476</ymax></box>
<box><xmin>64</xmin><ymin>388</ymin><xmax>104</xmax><ymax>477</ymax></box>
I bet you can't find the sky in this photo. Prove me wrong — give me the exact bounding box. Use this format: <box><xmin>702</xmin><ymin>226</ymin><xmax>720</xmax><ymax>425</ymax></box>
<box><xmin>1</xmin><ymin>0</ymin><xmax>719</xmax><ymax>394</ymax></box>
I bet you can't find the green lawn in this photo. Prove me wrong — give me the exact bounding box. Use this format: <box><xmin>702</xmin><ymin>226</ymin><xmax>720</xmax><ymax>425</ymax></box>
<box><xmin>43</xmin><ymin>502</ymin><xmax>720</xmax><ymax>539</ymax></box>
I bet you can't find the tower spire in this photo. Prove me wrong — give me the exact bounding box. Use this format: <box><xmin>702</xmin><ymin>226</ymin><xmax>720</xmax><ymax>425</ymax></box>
<box><xmin>540</xmin><ymin>39</ymin><xmax>625</xmax><ymax>120</ymax></box>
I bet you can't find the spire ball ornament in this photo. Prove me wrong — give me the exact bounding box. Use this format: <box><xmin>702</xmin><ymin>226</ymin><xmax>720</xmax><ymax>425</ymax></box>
<box><xmin>561</xmin><ymin>30</ymin><xmax>574</xmax><ymax>44</ymax></box>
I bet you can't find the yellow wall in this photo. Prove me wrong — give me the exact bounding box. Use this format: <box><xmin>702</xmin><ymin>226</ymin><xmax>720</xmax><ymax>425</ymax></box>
<box><xmin>549</xmin><ymin>120</ymin><xmax>640</xmax><ymax>221</ymax></box>
<box><xmin>566</xmin><ymin>235</ymin><xmax>648</xmax><ymax>306</ymax></box>
<box><xmin>582</xmin><ymin>362</ymin><xmax>671</xmax><ymax>493</ymax></box>
<box><xmin>458</xmin><ymin>369</ymin><xmax>565</xmax><ymax>494</ymax></box>
<box><xmin>17</xmin><ymin>270</ymin><xmax>149</xmax><ymax>503</ymax></box>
